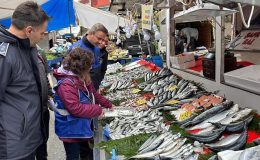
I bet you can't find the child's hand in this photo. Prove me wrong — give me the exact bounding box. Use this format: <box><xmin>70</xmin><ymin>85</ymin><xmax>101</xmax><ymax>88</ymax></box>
<box><xmin>99</xmin><ymin>109</ymin><xmax>105</xmax><ymax>118</ymax></box>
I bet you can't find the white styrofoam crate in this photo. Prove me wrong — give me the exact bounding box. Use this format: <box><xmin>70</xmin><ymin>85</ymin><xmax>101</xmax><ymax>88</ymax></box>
<box><xmin>170</xmin><ymin>54</ymin><xmax>195</xmax><ymax>65</ymax></box>
<box><xmin>224</xmin><ymin>65</ymin><xmax>260</xmax><ymax>94</ymax></box>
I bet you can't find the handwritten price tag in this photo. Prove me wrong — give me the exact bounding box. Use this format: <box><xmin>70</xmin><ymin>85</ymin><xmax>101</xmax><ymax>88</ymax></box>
<box><xmin>179</xmin><ymin>111</ymin><xmax>192</xmax><ymax>121</ymax></box>
<box><xmin>166</xmin><ymin>100</ymin><xmax>180</xmax><ymax>104</ymax></box>
<box><xmin>136</xmin><ymin>99</ymin><xmax>147</xmax><ymax>105</ymax></box>
<box><xmin>168</xmin><ymin>85</ymin><xmax>177</xmax><ymax>91</ymax></box>
<box><xmin>132</xmin><ymin>88</ymin><xmax>141</xmax><ymax>94</ymax></box>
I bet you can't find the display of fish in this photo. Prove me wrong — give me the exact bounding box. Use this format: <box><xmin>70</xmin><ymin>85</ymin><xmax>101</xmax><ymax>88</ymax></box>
<box><xmin>108</xmin><ymin>109</ymin><xmax>169</xmax><ymax>140</ymax></box>
<box><xmin>206</xmin><ymin>125</ymin><xmax>248</xmax><ymax>151</ymax></box>
<box><xmin>182</xmin><ymin>101</ymin><xmax>233</xmax><ymax>128</ymax></box>
<box><xmin>132</xmin><ymin>132</ymin><xmax>193</xmax><ymax>159</ymax></box>
<box><xmin>188</xmin><ymin>126</ymin><xmax>226</xmax><ymax>143</ymax></box>
<box><xmin>217</xmin><ymin>108</ymin><xmax>253</xmax><ymax>125</ymax></box>
<box><xmin>187</xmin><ymin>104</ymin><xmax>239</xmax><ymax>131</ymax></box>
<box><xmin>213</xmin><ymin>115</ymin><xmax>254</xmax><ymax>132</ymax></box>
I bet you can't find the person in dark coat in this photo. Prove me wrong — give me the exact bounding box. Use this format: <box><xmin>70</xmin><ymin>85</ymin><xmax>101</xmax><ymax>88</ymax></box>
<box><xmin>35</xmin><ymin>48</ymin><xmax>54</xmax><ymax>160</ymax></box>
<box><xmin>69</xmin><ymin>23</ymin><xmax>108</xmax><ymax>90</ymax></box>
<box><xmin>0</xmin><ymin>1</ymin><xmax>50</xmax><ymax>160</ymax></box>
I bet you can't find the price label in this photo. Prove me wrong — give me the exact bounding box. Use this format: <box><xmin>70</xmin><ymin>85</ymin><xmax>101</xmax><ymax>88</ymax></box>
<box><xmin>166</xmin><ymin>100</ymin><xmax>180</xmax><ymax>104</ymax></box>
<box><xmin>136</xmin><ymin>99</ymin><xmax>147</xmax><ymax>105</ymax></box>
<box><xmin>179</xmin><ymin>111</ymin><xmax>192</xmax><ymax>121</ymax></box>
<box><xmin>132</xmin><ymin>88</ymin><xmax>141</xmax><ymax>94</ymax></box>
<box><xmin>168</xmin><ymin>85</ymin><xmax>177</xmax><ymax>91</ymax></box>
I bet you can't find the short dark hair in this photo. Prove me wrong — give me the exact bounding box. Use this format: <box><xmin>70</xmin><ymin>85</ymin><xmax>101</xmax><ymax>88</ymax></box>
<box><xmin>11</xmin><ymin>1</ymin><xmax>50</xmax><ymax>30</ymax></box>
<box><xmin>88</xmin><ymin>23</ymin><xmax>108</xmax><ymax>35</ymax></box>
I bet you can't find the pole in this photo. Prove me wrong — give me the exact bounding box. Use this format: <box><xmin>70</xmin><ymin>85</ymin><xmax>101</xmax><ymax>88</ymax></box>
<box><xmin>68</xmin><ymin>0</ymin><xmax>72</xmax><ymax>34</ymax></box>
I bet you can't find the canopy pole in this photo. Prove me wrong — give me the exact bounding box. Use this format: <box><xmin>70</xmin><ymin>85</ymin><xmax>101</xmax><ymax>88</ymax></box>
<box><xmin>68</xmin><ymin>0</ymin><xmax>72</xmax><ymax>34</ymax></box>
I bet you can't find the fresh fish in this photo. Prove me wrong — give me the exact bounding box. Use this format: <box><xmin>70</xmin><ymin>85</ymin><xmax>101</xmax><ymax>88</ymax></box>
<box><xmin>182</xmin><ymin>101</ymin><xmax>233</xmax><ymax>128</ymax></box>
<box><xmin>218</xmin><ymin>108</ymin><xmax>252</xmax><ymax>125</ymax></box>
<box><xmin>157</xmin><ymin>133</ymin><xmax>181</xmax><ymax>149</ymax></box>
<box><xmin>194</xmin><ymin>125</ymin><xmax>215</xmax><ymax>136</ymax></box>
<box><xmin>160</xmin><ymin>138</ymin><xmax>187</xmax><ymax>157</ymax></box>
<box><xmin>138</xmin><ymin>134</ymin><xmax>158</xmax><ymax>152</ymax></box>
<box><xmin>206</xmin><ymin>125</ymin><xmax>247</xmax><ymax>151</ymax></box>
<box><xmin>163</xmin><ymin>144</ymin><xmax>192</xmax><ymax>158</ymax></box>
<box><xmin>177</xmin><ymin>79</ymin><xmax>185</xmax><ymax>88</ymax></box>
<box><xmin>131</xmin><ymin>148</ymin><xmax>164</xmax><ymax>159</ymax></box>
<box><xmin>158</xmin><ymin>87</ymin><xmax>164</xmax><ymax>95</ymax></box>
<box><xmin>188</xmin><ymin>126</ymin><xmax>226</xmax><ymax>143</ymax></box>
<box><xmin>176</xmin><ymin>82</ymin><xmax>189</xmax><ymax>95</ymax></box>
<box><xmin>187</xmin><ymin>104</ymin><xmax>239</xmax><ymax>130</ymax></box>
<box><xmin>138</xmin><ymin>133</ymin><xmax>165</xmax><ymax>154</ymax></box>
<box><xmin>214</xmin><ymin>115</ymin><xmax>253</xmax><ymax>132</ymax></box>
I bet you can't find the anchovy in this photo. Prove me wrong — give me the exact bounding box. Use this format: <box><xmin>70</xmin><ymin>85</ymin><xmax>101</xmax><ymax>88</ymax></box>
<box><xmin>177</xmin><ymin>79</ymin><xmax>185</xmax><ymax>88</ymax></box>
<box><xmin>176</xmin><ymin>82</ymin><xmax>189</xmax><ymax>95</ymax></box>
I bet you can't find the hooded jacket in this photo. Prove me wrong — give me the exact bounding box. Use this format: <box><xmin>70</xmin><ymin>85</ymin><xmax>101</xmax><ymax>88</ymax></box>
<box><xmin>0</xmin><ymin>26</ymin><xmax>43</xmax><ymax>159</ymax></box>
<box><xmin>53</xmin><ymin>67</ymin><xmax>112</xmax><ymax>142</ymax></box>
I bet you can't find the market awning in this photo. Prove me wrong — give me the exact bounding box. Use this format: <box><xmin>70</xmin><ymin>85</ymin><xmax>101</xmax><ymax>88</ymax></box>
<box><xmin>74</xmin><ymin>1</ymin><xmax>134</xmax><ymax>33</ymax></box>
<box><xmin>0</xmin><ymin>0</ymin><xmax>76</xmax><ymax>31</ymax></box>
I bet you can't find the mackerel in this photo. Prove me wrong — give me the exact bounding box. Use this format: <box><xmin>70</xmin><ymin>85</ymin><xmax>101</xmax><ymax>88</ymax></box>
<box><xmin>182</xmin><ymin>101</ymin><xmax>233</xmax><ymax>127</ymax></box>
<box><xmin>187</xmin><ymin>104</ymin><xmax>239</xmax><ymax>130</ymax></box>
<box><xmin>218</xmin><ymin>108</ymin><xmax>252</xmax><ymax>125</ymax></box>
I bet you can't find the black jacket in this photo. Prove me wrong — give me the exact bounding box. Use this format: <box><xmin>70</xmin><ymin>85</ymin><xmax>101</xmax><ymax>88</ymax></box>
<box><xmin>0</xmin><ymin>26</ymin><xmax>44</xmax><ymax>159</ymax></box>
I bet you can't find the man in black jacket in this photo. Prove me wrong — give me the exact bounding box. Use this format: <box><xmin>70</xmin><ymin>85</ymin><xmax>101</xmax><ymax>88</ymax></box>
<box><xmin>0</xmin><ymin>2</ymin><xmax>50</xmax><ymax>160</ymax></box>
<box><xmin>36</xmin><ymin>48</ymin><xmax>53</xmax><ymax>160</ymax></box>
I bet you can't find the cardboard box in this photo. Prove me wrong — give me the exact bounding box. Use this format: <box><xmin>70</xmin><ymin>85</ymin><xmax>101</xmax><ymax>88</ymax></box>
<box><xmin>170</xmin><ymin>54</ymin><xmax>196</xmax><ymax>69</ymax></box>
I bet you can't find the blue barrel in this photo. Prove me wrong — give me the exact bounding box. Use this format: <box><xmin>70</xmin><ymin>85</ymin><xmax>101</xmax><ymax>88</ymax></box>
<box><xmin>145</xmin><ymin>56</ymin><xmax>163</xmax><ymax>68</ymax></box>
<box><xmin>131</xmin><ymin>57</ymin><xmax>141</xmax><ymax>62</ymax></box>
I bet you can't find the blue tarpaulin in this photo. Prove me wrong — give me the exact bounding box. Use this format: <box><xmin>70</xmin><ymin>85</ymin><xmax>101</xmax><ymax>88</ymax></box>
<box><xmin>0</xmin><ymin>0</ymin><xmax>76</xmax><ymax>31</ymax></box>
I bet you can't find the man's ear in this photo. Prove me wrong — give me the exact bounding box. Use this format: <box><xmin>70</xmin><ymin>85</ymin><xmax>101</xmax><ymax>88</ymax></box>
<box><xmin>25</xmin><ymin>26</ymin><xmax>34</xmax><ymax>36</ymax></box>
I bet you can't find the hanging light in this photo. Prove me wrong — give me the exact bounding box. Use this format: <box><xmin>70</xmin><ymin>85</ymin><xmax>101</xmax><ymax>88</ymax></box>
<box><xmin>126</xmin><ymin>32</ymin><xmax>131</xmax><ymax>38</ymax></box>
<box><xmin>116</xmin><ymin>38</ymin><xmax>121</xmax><ymax>45</ymax></box>
<box><xmin>143</xmin><ymin>29</ymin><xmax>150</xmax><ymax>41</ymax></box>
<box><xmin>116</xmin><ymin>28</ymin><xmax>121</xmax><ymax>44</ymax></box>
<box><xmin>124</xmin><ymin>26</ymin><xmax>131</xmax><ymax>39</ymax></box>
<box><xmin>130</xmin><ymin>23</ymin><xmax>138</xmax><ymax>35</ymax></box>
<box><xmin>152</xmin><ymin>24</ymin><xmax>161</xmax><ymax>40</ymax></box>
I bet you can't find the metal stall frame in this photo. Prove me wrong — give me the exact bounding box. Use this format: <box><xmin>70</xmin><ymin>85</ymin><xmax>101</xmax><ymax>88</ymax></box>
<box><xmin>166</xmin><ymin>1</ymin><xmax>260</xmax><ymax>112</ymax></box>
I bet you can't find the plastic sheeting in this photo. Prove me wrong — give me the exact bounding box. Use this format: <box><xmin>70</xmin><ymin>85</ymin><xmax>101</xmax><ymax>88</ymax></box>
<box><xmin>0</xmin><ymin>0</ymin><xmax>76</xmax><ymax>31</ymax></box>
<box><xmin>74</xmin><ymin>1</ymin><xmax>134</xmax><ymax>33</ymax></box>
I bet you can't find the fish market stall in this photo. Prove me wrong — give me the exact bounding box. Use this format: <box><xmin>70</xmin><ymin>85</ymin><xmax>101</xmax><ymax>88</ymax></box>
<box><xmin>91</xmin><ymin>1</ymin><xmax>260</xmax><ymax>159</ymax></box>
<box><xmin>94</xmin><ymin>59</ymin><xmax>260</xmax><ymax>160</ymax></box>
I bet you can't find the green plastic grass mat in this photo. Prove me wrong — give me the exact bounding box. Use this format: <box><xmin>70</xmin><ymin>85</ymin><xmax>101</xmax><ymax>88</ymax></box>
<box><xmin>96</xmin><ymin>133</ymin><xmax>151</xmax><ymax>158</ymax></box>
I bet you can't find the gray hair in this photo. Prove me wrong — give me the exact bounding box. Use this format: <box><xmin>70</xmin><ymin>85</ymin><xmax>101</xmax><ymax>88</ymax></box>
<box><xmin>88</xmin><ymin>23</ymin><xmax>108</xmax><ymax>35</ymax></box>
